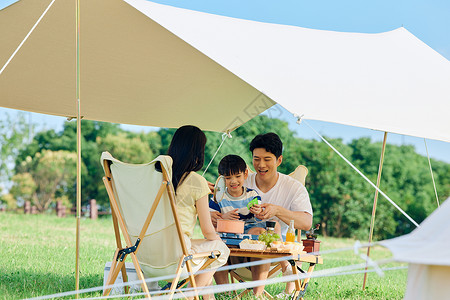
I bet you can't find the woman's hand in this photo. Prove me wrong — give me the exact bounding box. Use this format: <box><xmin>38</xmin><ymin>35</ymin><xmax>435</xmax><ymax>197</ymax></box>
<box><xmin>197</xmin><ymin>195</ymin><xmax>221</xmax><ymax>240</ymax></box>
<box><xmin>204</xmin><ymin>232</ymin><xmax>221</xmax><ymax>241</ymax></box>
<box><xmin>207</xmin><ymin>181</ymin><xmax>215</xmax><ymax>193</ymax></box>
<box><xmin>210</xmin><ymin>210</ymin><xmax>222</xmax><ymax>227</ymax></box>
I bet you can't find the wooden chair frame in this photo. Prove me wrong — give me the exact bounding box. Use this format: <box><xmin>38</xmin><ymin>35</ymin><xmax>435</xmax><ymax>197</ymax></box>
<box><xmin>102</xmin><ymin>158</ymin><xmax>220</xmax><ymax>299</ymax></box>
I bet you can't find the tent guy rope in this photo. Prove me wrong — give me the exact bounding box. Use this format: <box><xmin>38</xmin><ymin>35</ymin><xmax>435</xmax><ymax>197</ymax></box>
<box><xmin>424</xmin><ymin>138</ymin><xmax>440</xmax><ymax>208</ymax></box>
<box><xmin>29</xmin><ymin>240</ymin><xmax>394</xmax><ymax>300</ymax></box>
<box><xmin>202</xmin><ymin>132</ymin><xmax>230</xmax><ymax>176</ymax></box>
<box><xmin>301</xmin><ymin>119</ymin><xmax>420</xmax><ymax>228</ymax></box>
<box><xmin>30</xmin><ymin>257</ymin><xmax>405</xmax><ymax>300</ymax></box>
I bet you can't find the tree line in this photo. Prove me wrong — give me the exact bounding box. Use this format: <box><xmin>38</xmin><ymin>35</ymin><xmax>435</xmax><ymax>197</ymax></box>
<box><xmin>0</xmin><ymin>113</ymin><xmax>449</xmax><ymax>240</ymax></box>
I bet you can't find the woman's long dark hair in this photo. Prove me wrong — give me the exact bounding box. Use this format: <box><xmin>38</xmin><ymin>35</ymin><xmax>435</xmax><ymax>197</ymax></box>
<box><xmin>167</xmin><ymin>125</ymin><xmax>206</xmax><ymax>192</ymax></box>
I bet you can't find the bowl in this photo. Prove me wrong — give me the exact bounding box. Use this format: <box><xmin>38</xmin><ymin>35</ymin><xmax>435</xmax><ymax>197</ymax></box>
<box><xmin>270</xmin><ymin>241</ymin><xmax>283</xmax><ymax>250</ymax></box>
<box><xmin>216</xmin><ymin>219</ymin><xmax>245</xmax><ymax>234</ymax></box>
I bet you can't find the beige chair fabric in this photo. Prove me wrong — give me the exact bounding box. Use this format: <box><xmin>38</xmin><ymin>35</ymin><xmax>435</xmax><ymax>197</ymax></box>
<box><xmin>102</xmin><ymin>152</ymin><xmax>212</xmax><ymax>279</ymax></box>
<box><xmin>288</xmin><ymin>165</ymin><xmax>308</xmax><ymax>186</ymax></box>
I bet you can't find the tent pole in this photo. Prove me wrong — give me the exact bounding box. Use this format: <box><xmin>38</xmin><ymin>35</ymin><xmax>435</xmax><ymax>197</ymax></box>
<box><xmin>75</xmin><ymin>0</ymin><xmax>81</xmax><ymax>297</ymax></box>
<box><xmin>362</xmin><ymin>132</ymin><xmax>387</xmax><ymax>290</ymax></box>
<box><xmin>424</xmin><ymin>138</ymin><xmax>440</xmax><ymax>208</ymax></box>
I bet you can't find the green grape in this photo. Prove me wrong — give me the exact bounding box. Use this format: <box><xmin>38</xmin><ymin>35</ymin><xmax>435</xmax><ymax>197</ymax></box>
<box><xmin>258</xmin><ymin>231</ymin><xmax>281</xmax><ymax>246</ymax></box>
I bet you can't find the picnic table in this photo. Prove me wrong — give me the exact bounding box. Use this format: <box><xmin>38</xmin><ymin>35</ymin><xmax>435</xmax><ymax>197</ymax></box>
<box><xmin>228</xmin><ymin>247</ymin><xmax>323</xmax><ymax>299</ymax></box>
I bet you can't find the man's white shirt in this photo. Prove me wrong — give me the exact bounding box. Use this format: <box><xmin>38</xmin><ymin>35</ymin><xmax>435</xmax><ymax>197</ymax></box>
<box><xmin>246</xmin><ymin>172</ymin><xmax>313</xmax><ymax>235</ymax></box>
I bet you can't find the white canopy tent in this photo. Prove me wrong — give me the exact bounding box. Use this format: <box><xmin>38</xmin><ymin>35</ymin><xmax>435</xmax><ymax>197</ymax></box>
<box><xmin>1</xmin><ymin>0</ymin><xmax>450</xmax><ymax>140</ymax></box>
<box><xmin>0</xmin><ymin>0</ymin><xmax>275</xmax><ymax>133</ymax></box>
<box><xmin>1</xmin><ymin>0</ymin><xmax>449</xmax><ymax>295</ymax></box>
<box><xmin>380</xmin><ymin>198</ymin><xmax>450</xmax><ymax>300</ymax></box>
<box><xmin>124</xmin><ymin>0</ymin><xmax>450</xmax><ymax>142</ymax></box>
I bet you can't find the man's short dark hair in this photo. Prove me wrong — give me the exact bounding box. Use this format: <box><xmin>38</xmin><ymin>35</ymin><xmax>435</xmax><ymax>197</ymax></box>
<box><xmin>218</xmin><ymin>155</ymin><xmax>247</xmax><ymax>176</ymax></box>
<box><xmin>249</xmin><ymin>133</ymin><xmax>283</xmax><ymax>158</ymax></box>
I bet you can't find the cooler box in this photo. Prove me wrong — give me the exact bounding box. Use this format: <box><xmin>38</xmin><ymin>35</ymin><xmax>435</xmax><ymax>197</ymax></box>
<box><xmin>103</xmin><ymin>262</ymin><xmax>159</xmax><ymax>295</ymax></box>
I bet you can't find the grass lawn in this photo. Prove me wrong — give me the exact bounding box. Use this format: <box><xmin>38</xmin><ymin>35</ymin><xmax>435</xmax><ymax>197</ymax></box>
<box><xmin>0</xmin><ymin>212</ymin><xmax>407</xmax><ymax>299</ymax></box>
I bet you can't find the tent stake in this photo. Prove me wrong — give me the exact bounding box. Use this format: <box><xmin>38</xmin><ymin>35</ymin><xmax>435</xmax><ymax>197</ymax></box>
<box><xmin>75</xmin><ymin>0</ymin><xmax>81</xmax><ymax>297</ymax></box>
<box><xmin>362</xmin><ymin>132</ymin><xmax>387</xmax><ymax>290</ymax></box>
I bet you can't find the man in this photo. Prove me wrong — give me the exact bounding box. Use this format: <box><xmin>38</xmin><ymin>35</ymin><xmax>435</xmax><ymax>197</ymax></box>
<box><xmin>246</xmin><ymin>132</ymin><xmax>313</xmax><ymax>297</ymax></box>
<box><xmin>212</xmin><ymin>132</ymin><xmax>313</xmax><ymax>297</ymax></box>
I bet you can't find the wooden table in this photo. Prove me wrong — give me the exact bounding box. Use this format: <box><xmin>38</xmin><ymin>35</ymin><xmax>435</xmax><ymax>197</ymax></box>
<box><xmin>228</xmin><ymin>248</ymin><xmax>323</xmax><ymax>299</ymax></box>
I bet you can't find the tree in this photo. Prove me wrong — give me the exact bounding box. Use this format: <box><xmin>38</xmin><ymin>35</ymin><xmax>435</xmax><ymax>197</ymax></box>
<box><xmin>201</xmin><ymin>115</ymin><xmax>296</xmax><ymax>182</ymax></box>
<box><xmin>10</xmin><ymin>172</ymin><xmax>36</xmax><ymax>207</ymax></box>
<box><xmin>13</xmin><ymin>150</ymin><xmax>79</xmax><ymax>212</ymax></box>
<box><xmin>0</xmin><ymin>193</ymin><xmax>16</xmax><ymax>210</ymax></box>
<box><xmin>16</xmin><ymin>120</ymin><xmax>122</xmax><ymax>207</ymax></box>
<box><xmin>10</xmin><ymin>113</ymin><xmax>448</xmax><ymax>237</ymax></box>
<box><xmin>97</xmin><ymin>132</ymin><xmax>154</xmax><ymax>163</ymax></box>
<box><xmin>0</xmin><ymin>112</ymin><xmax>34</xmax><ymax>185</ymax></box>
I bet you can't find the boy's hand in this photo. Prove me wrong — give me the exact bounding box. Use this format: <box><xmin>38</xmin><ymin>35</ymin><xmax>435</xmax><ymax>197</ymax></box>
<box><xmin>250</xmin><ymin>205</ymin><xmax>262</xmax><ymax>215</ymax></box>
<box><xmin>222</xmin><ymin>209</ymin><xmax>239</xmax><ymax>220</ymax></box>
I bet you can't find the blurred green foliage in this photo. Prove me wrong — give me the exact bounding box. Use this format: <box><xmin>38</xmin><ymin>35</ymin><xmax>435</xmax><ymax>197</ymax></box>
<box><xmin>2</xmin><ymin>115</ymin><xmax>448</xmax><ymax>239</ymax></box>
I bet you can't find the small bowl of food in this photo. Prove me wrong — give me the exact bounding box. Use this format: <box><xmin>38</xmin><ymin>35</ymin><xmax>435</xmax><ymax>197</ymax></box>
<box><xmin>216</xmin><ymin>219</ymin><xmax>245</xmax><ymax>234</ymax></box>
<box><xmin>281</xmin><ymin>241</ymin><xmax>303</xmax><ymax>252</ymax></box>
<box><xmin>270</xmin><ymin>240</ymin><xmax>283</xmax><ymax>250</ymax></box>
<box><xmin>283</xmin><ymin>241</ymin><xmax>295</xmax><ymax>250</ymax></box>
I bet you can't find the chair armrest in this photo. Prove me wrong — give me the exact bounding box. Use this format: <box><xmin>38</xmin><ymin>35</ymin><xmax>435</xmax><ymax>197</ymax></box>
<box><xmin>190</xmin><ymin>250</ymin><xmax>222</xmax><ymax>259</ymax></box>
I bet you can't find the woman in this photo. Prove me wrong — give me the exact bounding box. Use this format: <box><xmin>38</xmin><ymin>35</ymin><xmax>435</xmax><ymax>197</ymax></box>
<box><xmin>167</xmin><ymin>125</ymin><xmax>230</xmax><ymax>299</ymax></box>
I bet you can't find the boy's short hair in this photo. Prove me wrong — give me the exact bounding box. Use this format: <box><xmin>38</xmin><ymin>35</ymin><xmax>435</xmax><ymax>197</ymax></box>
<box><xmin>249</xmin><ymin>132</ymin><xmax>283</xmax><ymax>158</ymax></box>
<box><xmin>218</xmin><ymin>155</ymin><xmax>247</xmax><ymax>176</ymax></box>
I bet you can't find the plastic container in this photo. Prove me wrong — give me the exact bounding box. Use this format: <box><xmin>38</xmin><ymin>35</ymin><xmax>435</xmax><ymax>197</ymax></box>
<box><xmin>216</xmin><ymin>219</ymin><xmax>245</xmax><ymax>234</ymax></box>
<box><xmin>240</xmin><ymin>239</ymin><xmax>266</xmax><ymax>250</ymax></box>
<box><xmin>286</xmin><ymin>220</ymin><xmax>296</xmax><ymax>242</ymax></box>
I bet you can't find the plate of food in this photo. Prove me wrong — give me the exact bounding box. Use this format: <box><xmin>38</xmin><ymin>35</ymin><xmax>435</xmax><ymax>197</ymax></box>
<box><xmin>239</xmin><ymin>239</ymin><xmax>266</xmax><ymax>250</ymax></box>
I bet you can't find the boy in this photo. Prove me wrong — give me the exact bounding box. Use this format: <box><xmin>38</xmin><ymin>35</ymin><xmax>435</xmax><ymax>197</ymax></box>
<box><xmin>209</xmin><ymin>154</ymin><xmax>265</xmax><ymax>234</ymax></box>
<box><xmin>211</xmin><ymin>154</ymin><xmax>285</xmax><ymax>288</ymax></box>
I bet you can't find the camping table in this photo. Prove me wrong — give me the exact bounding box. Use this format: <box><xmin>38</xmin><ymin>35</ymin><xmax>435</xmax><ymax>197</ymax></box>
<box><xmin>228</xmin><ymin>248</ymin><xmax>323</xmax><ymax>300</ymax></box>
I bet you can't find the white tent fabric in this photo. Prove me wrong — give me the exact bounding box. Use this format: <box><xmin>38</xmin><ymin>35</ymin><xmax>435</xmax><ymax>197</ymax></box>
<box><xmin>2</xmin><ymin>0</ymin><xmax>449</xmax><ymax>296</ymax></box>
<box><xmin>380</xmin><ymin>199</ymin><xmax>450</xmax><ymax>266</ymax></box>
<box><xmin>123</xmin><ymin>0</ymin><xmax>450</xmax><ymax>141</ymax></box>
<box><xmin>0</xmin><ymin>0</ymin><xmax>274</xmax><ymax>133</ymax></box>
<box><xmin>402</xmin><ymin>264</ymin><xmax>450</xmax><ymax>300</ymax></box>
<box><xmin>380</xmin><ymin>199</ymin><xmax>450</xmax><ymax>300</ymax></box>
<box><xmin>1</xmin><ymin>0</ymin><xmax>450</xmax><ymax>140</ymax></box>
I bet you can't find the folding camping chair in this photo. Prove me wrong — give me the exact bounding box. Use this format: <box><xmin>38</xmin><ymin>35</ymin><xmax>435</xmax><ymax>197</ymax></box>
<box><xmin>229</xmin><ymin>165</ymin><xmax>321</xmax><ymax>299</ymax></box>
<box><xmin>101</xmin><ymin>152</ymin><xmax>221</xmax><ymax>299</ymax></box>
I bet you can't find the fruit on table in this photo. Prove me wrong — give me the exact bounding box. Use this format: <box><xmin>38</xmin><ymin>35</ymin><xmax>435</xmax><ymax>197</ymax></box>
<box><xmin>258</xmin><ymin>231</ymin><xmax>280</xmax><ymax>247</ymax></box>
<box><xmin>247</xmin><ymin>197</ymin><xmax>259</xmax><ymax>209</ymax></box>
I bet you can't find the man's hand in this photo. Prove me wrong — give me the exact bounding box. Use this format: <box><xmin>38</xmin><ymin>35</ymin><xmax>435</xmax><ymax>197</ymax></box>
<box><xmin>210</xmin><ymin>211</ymin><xmax>222</xmax><ymax>227</ymax></box>
<box><xmin>249</xmin><ymin>205</ymin><xmax>262</xmax><ymax>215</ymax></box>
<box><xmin>255</xmin><ymin>203</ymin><xmax>280</xmax><ymax>220</ymax></box>
<box><xmin>222</xmin><ymin>209</ymin><xmax>240</xmax><ymax>220</ymax></box>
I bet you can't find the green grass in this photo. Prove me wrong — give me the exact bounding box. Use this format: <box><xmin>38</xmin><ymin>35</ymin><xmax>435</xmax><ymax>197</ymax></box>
<box><xmin>0</xmin><ymin>213</ymin><xmax>407</xmax><ymax>299</ymax></box>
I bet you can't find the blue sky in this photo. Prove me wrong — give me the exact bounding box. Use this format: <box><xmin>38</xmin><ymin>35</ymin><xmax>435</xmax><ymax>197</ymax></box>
<box><xmin>1</xmin><ymin>0</ymin><xmax>449</xmax><ymax>162</ymax></box>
